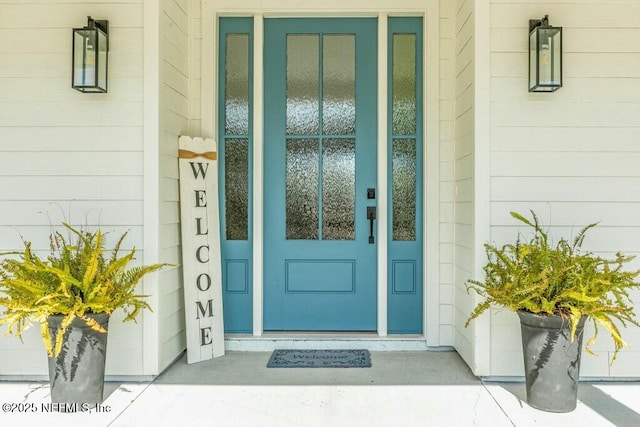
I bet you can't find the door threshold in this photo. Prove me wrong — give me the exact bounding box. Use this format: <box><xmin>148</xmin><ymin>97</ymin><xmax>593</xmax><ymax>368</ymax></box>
<box><xmin>224</xmin><ymin>333</ymin><xmax>428</xmax><ymax>351</ymax></box>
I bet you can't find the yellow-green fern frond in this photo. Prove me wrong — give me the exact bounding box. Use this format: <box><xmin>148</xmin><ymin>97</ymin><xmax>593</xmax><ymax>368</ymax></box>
<box><xmin>53</xmin><ymin>313</ymin><xmax>75</xmax><ymax>357</ymax></box>
<box><xmin>0</xmin><ymin>223</ymin><xmax>173</xmax><ymax>356</ymax></box>
<box><xmin>465</xmin><ymin>210</ymin><xmax>640</xmax><ymax>363</ymax></box>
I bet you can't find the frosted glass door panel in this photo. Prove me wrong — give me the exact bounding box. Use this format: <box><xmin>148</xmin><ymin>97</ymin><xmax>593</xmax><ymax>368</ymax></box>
<box><xmin>218</xmin><ymin>18</ymin><xmax>253</xmax><ymax>333</ymax></box>
<box><xmin>285</xmin><ymin>32</ymin><xmax>358</xmax><ymax>241</ymax></box>
<box><xmin>286</xmin><ymin>139</ymin><xmax>319</xmax><ymax>240</ymax></box>
<box><xmin>392</xmin><ymin>139</ymin><xmax>416</xmax><ymax>241</ymax></box>
<box><xmin>225</xmin><ymin>34</ymin><xmax>249</xmax><ymax>135</ymax></box>
<box><xmin>225</xmin><ymin>139</ymin><xmax>249</xmax><ymax>240</ymax></box>
<box><xmin>392</xmin><ymin>34</ymin><xmax>416</xmax><ymax>136</ymax></box>
<box><xmin>323</xmin><ymin>35</ymin><xmax>355</xmax><ymax>135</ymax></box>
<box><xmin>322</xmin><ymin>139</ymin><xmax>355</xmax><ymax>240</ymax></box>
<box><xmin>387</xmin><ymin>17</ymin><xmax>423</xmax><ymax>333</ymax></box>
<box><xmin>286</xmin><ymin>35</ymin><xmax>319</xmax><ymax>135</ymax></box>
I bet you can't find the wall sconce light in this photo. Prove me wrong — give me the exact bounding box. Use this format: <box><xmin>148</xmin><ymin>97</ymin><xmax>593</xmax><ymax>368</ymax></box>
<box><xmin>528</xmin><ymin>15</ymin><xmax>562</xmax><ymax>92</ymax></box>
<box><xmin>72</xmin><ymin>16</ymin><xmax>109</xmax><ymax>93</ymax></box>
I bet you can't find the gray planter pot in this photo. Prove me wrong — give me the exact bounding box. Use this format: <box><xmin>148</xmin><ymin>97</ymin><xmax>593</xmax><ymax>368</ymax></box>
<box><xmin>518</xmin><ymin>310</ymin><xmax>586</xmax><ymax>413</ymax></box>
<box><xmin>47</xmin><ymin>313</ymin><xmax>110</xmax><ymax>409</ymax></box>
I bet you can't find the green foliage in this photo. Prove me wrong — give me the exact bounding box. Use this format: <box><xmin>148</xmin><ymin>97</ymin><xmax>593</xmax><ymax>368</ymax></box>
<box><xmin>0</xmin><ymin>223</ymin><xmax>171</xmax><ymax>357</ymax></box>
<box><xmin>466</xmin><ymin>211</ymin><xmax>640</xmax><ymax>362</ymax></box>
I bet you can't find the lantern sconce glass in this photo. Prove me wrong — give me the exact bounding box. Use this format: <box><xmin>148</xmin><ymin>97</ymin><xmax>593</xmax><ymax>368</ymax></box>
<box><xmin>528</xmin><ymin>15</ymin><xmax>562</xmax><ymax>92</ymax></box>
<box><xmin>72</xmin><ymin>16</ymin><xmax>109</xmax><ymax>93</ymax></box>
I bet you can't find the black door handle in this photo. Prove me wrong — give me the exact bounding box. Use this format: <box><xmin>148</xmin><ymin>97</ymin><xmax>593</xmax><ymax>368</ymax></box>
<box><xmin>367</xmin><ymin>206</ymin><xmax>376</xmax><ymax>244</ymax></box>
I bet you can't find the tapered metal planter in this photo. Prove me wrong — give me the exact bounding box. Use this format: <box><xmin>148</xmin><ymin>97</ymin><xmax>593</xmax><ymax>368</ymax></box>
<box><xmin>47</xmin><ymin>313</ymin><xmax>110</xmax><ymax>409</ymax></box>
<box><xmin>518</xmin><ymin>310</ymin><xmax>586</xmax><ymax>412</ymax></box>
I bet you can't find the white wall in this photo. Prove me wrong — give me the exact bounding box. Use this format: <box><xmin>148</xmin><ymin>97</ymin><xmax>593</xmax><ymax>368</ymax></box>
<box><xmin>452</xmin><ymin>0</ymin><xmax>477</xmax><ymax>369</ymax></box>
<box><xmin>0</xmin><ymin>1</ymin><xmax>146</xmax><ymax>376</ymax></box>
<box><xmin>437</xmin><ymin>0</ymin><xmax>455</xmax><ymax>347</ymax></box>
<box><xmin>156</xmin><ymin>0</ymin><xmax>192</xmax><ymax>372</ymax></box>
<box><xmin>487</xmin><ymin>1</ymin><xmax>640</xmax><ymax>377</ymax></box>
<box><xmin>0</xmin><ymin>0</ymin><xmax>191</xmax><ymax>378</ymax></box>
<box><xmin>189</xmin><ymin>0</ymin><xmax>203</xmax><ymax>137</ymax></box>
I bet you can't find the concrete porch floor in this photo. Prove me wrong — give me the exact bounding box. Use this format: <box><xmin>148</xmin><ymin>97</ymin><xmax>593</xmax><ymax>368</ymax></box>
<box><xmin>2</xmin><ymin>350</ymin><xmax>640</xmax><ymax>426</ymax></box>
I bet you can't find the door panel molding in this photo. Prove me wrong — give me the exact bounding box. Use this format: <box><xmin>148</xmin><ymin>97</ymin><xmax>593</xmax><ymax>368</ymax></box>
<box><xmin>263</xmin><ymin>17</ymin><xmax>378</xmax><ymax>331</ymax></box>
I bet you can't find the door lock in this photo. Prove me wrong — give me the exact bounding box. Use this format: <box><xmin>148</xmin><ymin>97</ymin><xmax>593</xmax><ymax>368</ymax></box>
<box><xmin>367</xmin><ymin>206</ymin><xmax>376</xmax><ymax>220</ymax></box>
<box><xmin>367</xmin><ymin>188</ymin><xmax>376</xmax><ymax>199</ymax></box>
<box><xmin>367</xmin><ymin>206</ymin><xmax>376</xmax><ymax>244</ymax></box>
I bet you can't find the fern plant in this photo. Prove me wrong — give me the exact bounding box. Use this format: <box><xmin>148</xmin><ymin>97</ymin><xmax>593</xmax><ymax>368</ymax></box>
<box><xmin>0</xmin><ymin>223</ymin><xmax>170</xmax><ymax>357</ymax></box>
<box><xmin>466</xmin><ymin>211</ymin><xmax>640</xmax><ymax>361</ymax></box>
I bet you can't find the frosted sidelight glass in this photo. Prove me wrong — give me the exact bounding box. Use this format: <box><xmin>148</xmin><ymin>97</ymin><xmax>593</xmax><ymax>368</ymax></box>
<box><xmin>225</xmin><ymin>34</ymin><xmax>249</xmax><ymax>135</ymax></box>
<box><xmin>392</xmin><ymin>139</ymin><xmax>416</xmax><ymax>241</ymax></box>
<box><xmin>286</xmin><ymin>139</ymin><xmax>319</xmax><ymax>239</ymax></box>
<box><xmin>322</xmin><ymin>139</ymin><xmax>356</xmax><ymax>240</ymax></box>
<box><xmin>323</xmin><ymin>35</ymin><xmax>355</xmax><ymax>135</ymax></box>
<box><xmin>287</xmin><ymin>35</ymin><xmax>319</xmax><ymax>135</ymax></box>
<box><xmin>392</xmin><ymin>34</ymin><xmax>416</xmax><ymax>136</ymax></box>
<box><xmin>225</xmin><ymin>139</ymin><xmax>249</xmax><ymax>240</ymax></box>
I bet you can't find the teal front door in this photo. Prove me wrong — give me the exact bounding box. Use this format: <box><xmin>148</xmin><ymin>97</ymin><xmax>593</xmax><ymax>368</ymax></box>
<box><xmin>264</xmin><ymin>18</ymin><xmax>378</xmax><ymax>331</ymax></box>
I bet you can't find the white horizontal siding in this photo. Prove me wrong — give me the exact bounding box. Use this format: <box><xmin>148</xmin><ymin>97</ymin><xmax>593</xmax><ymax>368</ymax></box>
<box><xmin>0</xmin><ymin>4</ymin><xmax>143</xmax><ymax>28</ymax></box>
<box><xmin>0</xmin><ymin>152</ymin><xmax>143</xmax><ymax>176</ymax></box>
<box><xmin>492</xmin><ymin>51</ymin><xmax>640</xmax><ymax>79</ymax></box>
<box><xmin>0</xmin><ymin>0</ymin><xmax>145</xmax><ymax>376</ymax></box>
<box><xmin>490</xmin><ymin>226</ymin><xmax>640</xmax><ymax>257</ymax></box>
<box><xmin>0</xmin><ymin>201</ymin><xmax>144</xmax><ymax>226</ymax></box>
<box><xmin>491</xmin><ymin>152</ymin><xmax>640</xmax><ymax>177</ymax></box>
<box><xmin>488</xmin><ymin>0</ymin><xmax>640</xmax><ymax>378</ymax></box>
<box><xmin>489</xmin><ymin>308</ymin><xmax>639</xmax><ymax>378</ymax></box>
<box><xmin>0</xmin><ymin>226</ymin><xmax>143</xmax><ymax>252</ymax></box>
<box><xmin>189</xmin><ymin>0</ymin><xmax>202</xmax><ymax>135</ymax></box>
<box><xmin>0</xmin><ymin>102</ymin><xmax>143</xmax><ymax>127</ymax></box>
<box><xmin>492</xmin><ymin>78</ymin><xmax>640</xmax><ymax>103</ymax></box>
<box><xmin>452</xmin><ymin>0</ymin><xmax>476</xmax><ymax>367</ymax></box>
<box><xmin>0</xmin><ymin>177</ymin><xmax>143</xmax><ymax>200</ymax></box>
<box><xmin>492</xmin><ymin>28</ymin><xmax>640</xmax><ymax>54</ymax></box>
<box><xmin>491</xmin><ymin>102</ymin><xmax>640</xmax><ymax>127</ymax></box>
<box><xmin>0</xmin><ymin>127</ymin><xmax>143</xmax><ymax>152</ymax></box>
<box><xmin>438</xmin><ymin>0</ymin><xmax>456</xmax><ymax>346</ymax></box>
<box><xmin>491</xmin><ymin>177</ymin><xmax>640</xmax><ymax>202</ymax></box>
<box><xmin>490</xmin><ymin>3</ymin><xmax>640</xmax><ymax>28</ymax></box>
<box><xmin>0</xmin><ymin>78</ymin><xmax>144</xmax><ymax>103</ymax></box>
<box><xmin>0</xmin><ymin>291</ymin><xmax>146</xmax><ymax>377</ymax></box>
<box><xmin>490</xmin><ymin>202</ymin><xmax>640</xmax><ymax>227</ymax></box>
<box><xmin>157</xmin><ymin>0</ymin><xmax>189</xmax><ymax>372</ymax></box>
<box><xmin>492</xmin><ymin>127</ymin><xmax>640</xmax><ymax>152</ymax></box>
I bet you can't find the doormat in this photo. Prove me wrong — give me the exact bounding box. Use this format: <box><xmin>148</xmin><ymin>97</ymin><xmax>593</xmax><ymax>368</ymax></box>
<box><xmin>267</xmin><ymin>349</ymin><xmax>371</xmax><ymax>368</ymax></box>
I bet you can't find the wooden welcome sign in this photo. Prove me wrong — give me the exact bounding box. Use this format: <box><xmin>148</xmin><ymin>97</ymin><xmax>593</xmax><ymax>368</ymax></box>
<box><xmin>178</xmin><ymin>136</ymin><xmax>225</xmax><ymax>363</ymax></box>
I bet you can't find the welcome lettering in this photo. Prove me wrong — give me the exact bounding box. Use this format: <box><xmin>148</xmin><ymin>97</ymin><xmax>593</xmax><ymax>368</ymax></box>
<box><xmin>179</xmin><ymin>137</ymin><xmax>225</xmax><ymax>362</ymax></box>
